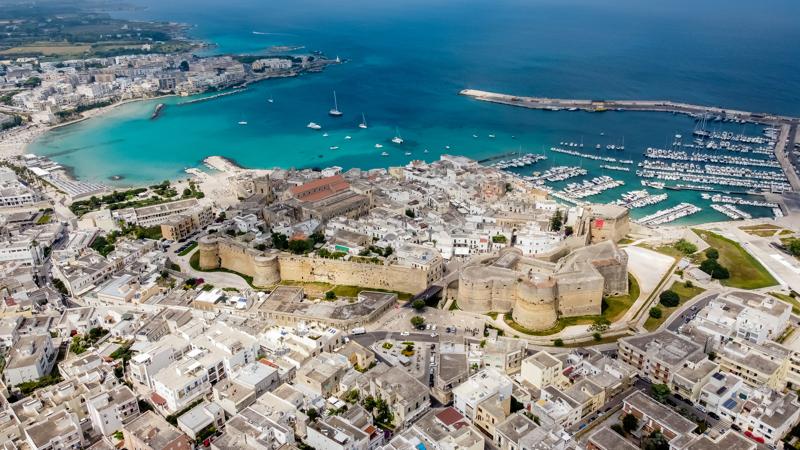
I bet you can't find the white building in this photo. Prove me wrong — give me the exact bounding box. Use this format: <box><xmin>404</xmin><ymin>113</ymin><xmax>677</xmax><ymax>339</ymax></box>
<box><xmin>3</xmin><ymin>334</ymin><xmax>56</xmax><ymax>387</ymax></box>
<box><xmin>452</xmin><ymin>368</ymin><xmax>513</xmax><ymax>420</ymax></box>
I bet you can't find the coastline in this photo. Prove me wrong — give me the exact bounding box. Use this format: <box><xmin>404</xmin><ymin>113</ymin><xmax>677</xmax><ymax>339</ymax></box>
<box><xmin>0</xmin><ymin>93</ymin><xmax>176</xmax><ymax>163</ymax></box>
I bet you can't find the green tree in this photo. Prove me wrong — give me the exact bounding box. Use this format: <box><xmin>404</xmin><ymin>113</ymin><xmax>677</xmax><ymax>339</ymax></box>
<box><xmin>412</xmin><ymin>299</ymin><xmax>426</xmax><ymax>311</ymax></box>
<box><xmin>405</xmin><ymin>208</ymin><xmax>416</xmax><ymax>218</ymax></box>
<box><xmin>649</xmin><ymin>307</ymin><xmax>663</xmax><ymax>319</ymax></box>
<box><xmin>705</xmin><ymin>247</ymin><xmax>719</xmax><ymax>260</ymax></box>
<box><xmin>622</xmin><ymin>413</ymin><xmax>639</xmax><ymax>433</ymax></box>
<box><xmin>410</xmin><ymin>316</ymin><xmax>425</xmax><ymax>329</ymax></box>
<box><xmin>288</xmin><ymin>238</ymin><xmax>311</xmax><ymax>254</ymax></box>
<box><xmin>179</xmin><ymin>60</ymin><xmax>190</xmax><ymax>71</ymax></box>
<box><xmin>643</xmin><ymin>431</ymin><xmax>669</xmax><ymax>450</ymax></box>
<box><xmin>659</xmin><ymin>290</ymin><xmax>680</xmax><ymax>307</ymax></box>
<box><xmin>325</xmin><ymin>291</ymin><xmax>337</xmax><ymax>300</ymax></box>
<box><xmin>593</xmin><ymin>332</ymin><xmax>602</xmax><ymax>341</ymax></box>
<box><xmin>306</xmin><ymin>407</ymin><xmax>319</xmax><ymax>422</ymax></box>
<box><xmin>553</xmin><ymin>338</ymin><xmax>564</xmax><ymax>347</ymax></box>
<box><xmin>550</xmin><ymin>210</ymin><xmax>563</xmax><ymax>232</ymax></box>
<box><xmin>650</xmin><ymin>384</ymin><xmax>670</xmax><ymax>403</ymax></box>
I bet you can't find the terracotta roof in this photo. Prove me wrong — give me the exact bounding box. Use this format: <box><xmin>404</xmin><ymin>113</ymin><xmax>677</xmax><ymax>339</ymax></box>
<box><xmin>150</xmin><ymin>392</ymin><xmax>167</xmax><ymax>406</ymax></box>
<box><xmin>435</xmin><ymin>407</ymin><xmax>464</xmax><ymax>427</ymax></box>
<box><xmin>289</xmin><ymin>175</ymin><xmax>350</xmax><ymax>202</ymax></box>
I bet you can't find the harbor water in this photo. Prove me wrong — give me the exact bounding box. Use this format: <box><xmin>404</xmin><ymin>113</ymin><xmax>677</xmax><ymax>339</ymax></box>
<box><xmin>28</xmin><ymin>0</ymin><xmax>800</xmax><ymax>225</ymax></box>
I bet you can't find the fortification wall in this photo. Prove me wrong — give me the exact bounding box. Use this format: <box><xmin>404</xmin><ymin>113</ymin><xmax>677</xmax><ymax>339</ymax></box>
<box><xmin>555</xmin><ymin>276</ymin><xmax>604</xmax><ymax>317</ymax></box>
<box><xmin>595</xmin><ymin>262</ymin><xmax>628</xmax><ymax>296</ymax></box>
<box><xmin>277</xmin><ymin>255</ymin><xmax>428</xmax><ymax>293</ymax></box>
<box><xmin>512</xmin><ymin>281</ymin><xmax>558</xmax><ymax>330</ymax></box>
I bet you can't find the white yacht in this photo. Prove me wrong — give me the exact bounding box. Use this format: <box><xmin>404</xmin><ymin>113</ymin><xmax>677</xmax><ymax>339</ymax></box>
<box><xmin>307</xmin><ymin>122</ymin><xmax>322</xmax><ymax>130</ymax></box>
<box><xmin>381</xmin><ymin>151</ymin><xmax>389</xmax><ymax>156</ymax></box>
<box><xmin>375</xmin><ymin>143</ymin><xmax>384</xmax><ymax>149</ymax></box>
<box><xmin>322</xmin><ymin>132</ymin><xmax>329</xmax><ymax>137</ymax></box>
<box><xmin>359</xmin><ymin>113</ymin><xmax>368</xmax><ymax>129</ymax></box>
<box><xmin>391</xmin><ymin>127</ymin><xmax>404</xmax><ymax>144</ymax></box>
<box><xmin>238</xmin><ymin>121</ymin><xmax>248</xmax><ymax>125</ymax></box>
<box><xmin>344</xmin><ymin>135</ymin><xmax>352</xmax><ymax>140</ymax></box>
<box><xmin>329</xmin><ymin>90</ymin><xmax>343</xmax><ymax>117</ymax></box>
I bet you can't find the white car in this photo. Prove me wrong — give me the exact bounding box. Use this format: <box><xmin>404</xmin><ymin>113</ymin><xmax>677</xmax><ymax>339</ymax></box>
<box><xmin>400</xmin><ymin>331</ymin><xmax>410</xmax><ymax>336</ymax></box>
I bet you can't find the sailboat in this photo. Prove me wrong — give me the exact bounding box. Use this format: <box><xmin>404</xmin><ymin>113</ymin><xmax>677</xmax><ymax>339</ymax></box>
<box><xmin>391</xmin><ymin>127</ymin><xmax>404</xmax><ymax>144</ymax></box>
<box><xmin>359</xmin><ymin>113</ymin><xmax>368</xmax><ymax>129</ymax></box>
<box><xmin>267</xmin><ymin>92</ymin><xmax>274</xmax><ymax>103</ymax></box>
<box><xmin>329</xmin><ymin>91</ymin><xmax>343</xmax><ymax>117</ymax></box>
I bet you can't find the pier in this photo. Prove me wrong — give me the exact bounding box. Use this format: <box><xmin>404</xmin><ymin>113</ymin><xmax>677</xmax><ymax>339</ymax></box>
<box><xmin>459</xmin><ymin>89</ymin><xmax>799</xmax><ymax>126</ymax></box>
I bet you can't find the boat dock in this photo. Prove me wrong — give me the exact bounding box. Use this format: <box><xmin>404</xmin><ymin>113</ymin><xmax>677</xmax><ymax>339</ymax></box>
<box><xmin>711</xmin><ymin>203</ymin><xmax>752</xmax><ymax>220</ymax></box>
<box><xmin>636</xmin><ymin>203</ymin><xmax>702</xmax><ymax>226</ymax></box>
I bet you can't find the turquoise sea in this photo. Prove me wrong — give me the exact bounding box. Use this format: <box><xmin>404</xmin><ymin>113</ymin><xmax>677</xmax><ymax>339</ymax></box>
<box><xmin>29</xmin><ymin>0</ymin><xmax>800</xmax><ymax>223</ymax></box>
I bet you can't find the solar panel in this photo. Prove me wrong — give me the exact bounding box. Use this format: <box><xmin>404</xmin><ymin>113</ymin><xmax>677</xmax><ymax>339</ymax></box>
<box><xmin>723</xmin><ymin>399</ymin><xmax>737</xmax><ymax>410</ymax></box>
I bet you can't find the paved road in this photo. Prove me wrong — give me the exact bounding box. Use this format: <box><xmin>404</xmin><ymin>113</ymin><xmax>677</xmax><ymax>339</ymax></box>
<box><xmin>666</xmin><ymin>291</ymin><xmax>719</xmax><ymax>332</ymax></box>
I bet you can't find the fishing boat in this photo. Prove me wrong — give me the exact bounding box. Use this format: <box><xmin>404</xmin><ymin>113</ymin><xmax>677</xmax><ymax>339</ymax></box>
<box><xmin>359</xmin><ymin>113</ymin><xmax>368</xmax><ymax>129</ymax></box>
<box><xmin>391</xmin><ymin>127</ymin><xmax>404</xmax><ymax>144</ymax></box>
<box><xmin>329</xmin><ymin>90</ymin><xmax>343</xmax><ymax>117</ymax></box>
<box><xmin>307</xmin><ymin>122</ymin><xmax>322</xmax><ymax>130</ymax></box>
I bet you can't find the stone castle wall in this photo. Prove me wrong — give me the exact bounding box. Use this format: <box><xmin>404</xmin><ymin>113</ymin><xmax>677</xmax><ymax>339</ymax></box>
<box><xmin>199</xmin><ymin>236</ymin><xmax>427</xmax><ymax>293</ymax></box>
<box><xmin>277</xmin><ymin>255</ymin><xmax>427</xmax><ymax>294</ymax></box>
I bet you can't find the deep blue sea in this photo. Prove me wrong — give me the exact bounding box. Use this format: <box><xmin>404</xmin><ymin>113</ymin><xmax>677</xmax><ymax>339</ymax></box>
<box><xmin>29</xmin><ymin>0</ymin><xmax>800</xmax><ymax>223</ymax></box>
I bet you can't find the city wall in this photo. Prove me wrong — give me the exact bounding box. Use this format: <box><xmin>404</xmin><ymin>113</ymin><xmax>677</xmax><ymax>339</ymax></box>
<box><xmin>199</xmin><ymin>236</ymin><xmax>427</xmax><ymax>293</ymax></box>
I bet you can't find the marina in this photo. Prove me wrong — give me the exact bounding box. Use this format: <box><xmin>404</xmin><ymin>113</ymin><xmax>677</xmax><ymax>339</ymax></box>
<box><xmin>710</xmin><ymin>203</ymin><xmax>752</xmax><ymax>220</ymax></box>
<box><xmin>488</xmin><ymin>153</ymin><xmax>547</xmax><ymax>170</ymax></box>
<box><xmin>560</xmin><ymin>175</ymin><xmax>625</xmax><ymax>199</ymax></box>
<box><xmin>614</xmin><ymin>190</ymin><xmax>668</xmax><ymax>209</ymax></box>
<box><xmin>636</xmin><ymin>203</ymin><xmax>702</xmax><ymax>226</ymax></box>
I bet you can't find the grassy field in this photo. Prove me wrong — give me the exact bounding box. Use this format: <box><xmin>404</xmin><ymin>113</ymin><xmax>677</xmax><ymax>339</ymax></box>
<box><xmin>504</xmin><ymin>314</ymin><xmax>597</xmax><ymax>337</ymax></box>
<box><xmin>278</xmin><ymin>279</ymin><xmax>413</xmax><ymax>300</ymax></box>
<box><xmin>692</xmin><ymin>229</ymin><xmax>778</xmax><ymax>289</ymax></box>
<box><xmin>602</xmin><ymin>275</ymin><xmax>640</xmax><ymax>322</ymax></box>
<box><xmin>644</xmin><ymin>281</ymin><xmax>706</xmax><ymax>331</ymax></box>
<box><xmin>0</xmin><ymin>43</ymin><xmax>91</xmax><ymax>56</ymax></box>
<box><xmin>740</xmin><ymin>224</ymin><xmax>786</xmax><ymax>238</ymax></box>
<box><xmin>770</xmin><ymin>292</ymin><xmax>800</xmax><ymax>314</ymax></box>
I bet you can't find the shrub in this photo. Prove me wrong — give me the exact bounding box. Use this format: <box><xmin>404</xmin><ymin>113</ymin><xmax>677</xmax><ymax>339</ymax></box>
<box><xmin>649</xmin><ymin>307</ymin><xmax>663</xmax><ymax>319</ymax></box>
<box><xmin>325</xmin><ymin>291</ymin><xmax>336</xmax><ymax>300</ymax></box>
<box><xmin>705</xmin><ymin>247</ymin><xmax>719</xmax><ymax>260</ymax></box>
<box><xmin>593</xmin><ymin>332</ymin><xmax>602</xmax><ymax>341</ymax></box>
<box><xmin>674</xmin><ymin>239</ymin><xmax>697</xmax><ymax>254</ymax></box>
<box><xmin>659</xmin><ymin>290</ymin><xmax>680</xmax><ymax>307</ymax></box>
<box><xmin>412</xmin><ymin>299</ymin><xmax>426</xmax><ymax>311</ymax></box>
<box><xmin>410</xmin><ymin>316</ymin><xmax>425</xmax><ymax>329</ymax></box>
<box><xmin>553</xmin><ymin>338</ymin><xmax>564</xmax><ymax>347</ymax></box>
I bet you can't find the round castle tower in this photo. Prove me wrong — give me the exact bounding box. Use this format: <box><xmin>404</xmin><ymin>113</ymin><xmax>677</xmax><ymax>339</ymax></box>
<box><xmin>198</xmin><ymin>235</ymin><xmax>221</xmax><ymax>270</ymax></box>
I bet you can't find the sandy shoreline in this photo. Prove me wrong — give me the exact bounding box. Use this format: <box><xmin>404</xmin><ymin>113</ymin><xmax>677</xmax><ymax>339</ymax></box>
<box><xmin>0</xmin><ymin>93</ymin><xmax>175</xmax><ymax>162</ymax></box>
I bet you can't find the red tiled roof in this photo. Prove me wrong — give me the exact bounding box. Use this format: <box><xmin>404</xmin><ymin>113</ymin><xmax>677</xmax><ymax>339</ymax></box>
<box><xmin>150</xmin><ymin>392</ymin><xmax>167</xmax><ymax>406</ymax></box>
<box><xmin>289</xmin><ymin>175</ymin><xmax>350</xmax><ymax>202</ymax></box>
<box><xmin>435</xmin><ymin>407</ymin><xmax>464</xmax><ymax>426</ymax></box>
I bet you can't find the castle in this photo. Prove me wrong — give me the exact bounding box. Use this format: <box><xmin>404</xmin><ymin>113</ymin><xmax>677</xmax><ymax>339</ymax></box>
<box><xmin>197</xmin><ymin>235</ymin><xmax>434</xmax><ymax>294</ymax></box>
<box><xmin>457</xmin><ymin>240</ymin><xmax>629</xmax><ymax>331</ymax></box>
